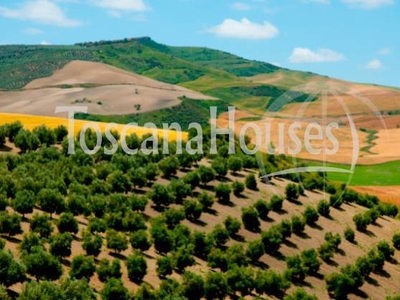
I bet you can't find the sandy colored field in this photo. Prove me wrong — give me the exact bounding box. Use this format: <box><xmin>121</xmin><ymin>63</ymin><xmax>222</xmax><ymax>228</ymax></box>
<box><xmin>217</xmin><ymin>111</ymin><xmax>374</xmax><ymax>164</ymax></box>
<box><xmin>0</xmin><ymin>61</ymin><xmax>213</xmax><ymax>117</ymax></box>
<box><xmin>353</xmin><ymin>186</ymin><xmax>400</xmax><ymax>206</ymax></box>
<box><xmin>0</xmin><ymin>113</ymin><xmax>187</xmax><ymax>141</ymax></box>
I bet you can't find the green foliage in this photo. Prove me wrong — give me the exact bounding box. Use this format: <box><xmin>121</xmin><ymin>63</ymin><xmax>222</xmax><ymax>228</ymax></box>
<box><xmin>291</xmin><ymin>215</ymin><xmax>306</xmax><ymax>235</ymax></box>
<box><xmin>232</xmin><ymin>180</ymin><xmax>245</xmax><ymax>196</ymax></box>
<box><xmin>211</xmin><ymin>224</ymin><xmax>230</xmax><ymax>246</ymax></box>
<box><xmin>13</xmin><ymin>190</ymin><xmax>36</xmax><ymax>217</ymax></box>
<box><xmin>198</xmin><ymin>165</ymin><xmax>215</xmax><ymax>186</ymax></box>
<box><xmin>183</xmin><ymin>199</ymin><xmax>203</xmax><ymax>222</ymax></box>
<box><xmin>172</xmin><ymin>245</ymin><xmax>195</xmax><ymax>273</ymax></box>
<box><xmin>106</xmin><ymin>230</ymin><xmax>128</xmax><ymax>254</ymax></box>
<box><xmin>70</xmin><ymin>255</ymin><xmax>96</xmax><ymax>280</ymax></box>
<box><xmin>181</xmin><ymin>271</ymin><xmax>204</xmax><ymax>300</ymax></box>
<box><xmin>246</xmin><ymin>239</ymin><xmax>265</xmax><ymax>263</ymax></box>
<box><xmin>241</xmin><ymin>206</ymin><xmax>261</xmax><ymax>232</ymax></box>
<box><xmin>50</xmin><ymin>232</ymin><xmax>73</xmax><ymax>258</ymax></box>
<box><xmin>254</xmin><ymin>269</ymin><xmax>290</xmax><ymax>296</ymax></box>
<box><xmin>223</xmin><ymin>216</ymin><xmax>241</xmax><ymax>237</ymax></box>
<box><xmin>204</xmin><ymin>271</ymin><xmax>229</xmax><ymax>300</ymax></box>
<box><xmin>37</xmin><ymin>188</ymin><xmax>65</xmax><ymax>218</ymax></box>
<box><xmin>156</xmin><ymin>255</ymin><xmax>174</xmax><ymax>278</ymax></box>
<box><xmin>97</xmin><ymin>259</ymin><xmax>122</xmax><ymax>282</ymax></box>
<box><xmin>318</xmin><ymin>242</ymin><xmax>335</xmax><ymax>262</ymax></box>
<box><xmin>226</xmin><ymin>266</ymin><xmax>254</xmax><ymax>296</ymax></box>
<box><xmin>324</xmin><ymin>232</ymin><xmax>341</xmax><ymax>251</ymax></box>
<box><xmin>285</xmin><ymin>254</ymin><xmax>306</xmax><ymax>282</ymax></box>
<box><xmin>353</xmin><ymin>213</ymin><xmax>371</xmax><ymax>232</ymax></box>
<box><xmin>303</xmin><ymin>206</ymin><xmax>319</xmax><ymax>225</ymax></box>
<box><xmin>269</xmin><ymin>194</ymin><xmax>284</xmax><ymax>212</ymax></box>
<box><xmin>393</xmin><ymin>233</ymin><xmax>400</xmax><ymax>250</ymax></box>
<box><xmin>0</xmin><ymin>249</ymin><xmax>26</xmax><ymax>287</ymax></box>
<box><xmin>227</xmin><ymin>156</ymin><xmax>243</xmax><ymax>174</ymax></box>
<box><xmin>126</xmin><ymin>251</ymin><xmax>147</xmax><ymax>282</ymax></box>
<box><xmin>197</xmin><ymin>191</ymin><xmax>214</xmax><ymax>211</ymax></box>
<box><xmin>159</xmin><ymin>156</ymin><xmax>180</xmax><ymax>178</ymax></box>
<box><xmin>284</xmin><ymin>288</ymin><xmax>317</xmax><ymax>300</ymax></box>
<box><xmin>377</xmin><ymin>240</ymin><xmax>395</xmax><ymax>260</ymax></box>
<box><xmin>245</xmin><ymin>173</ymin><xmax>258</xmax><ymax>190</ymax></box>
<box><xmin>0</xmin><ymin>211</ymin><xmax>22</xmax><ymax>237</ymax></box>
<box><xmin>82</xmin><ymin>231</ymin><xmax>103</xmax><ymax>257</ymax></box>
<box><xmin>285</xmin><ymin>183</ymin><xmax>299</xmax><ymax>202</ymax></box>
<box><xmin>24</xmin><ymin>247</ymin><xmax>62</xmax><ymax>281</ymax></box>
<box><xmin>261</xmin><ymin>226</ymin><xmax>283</xmax><ymax>253</ymax></box>
<box><xmin>149</xmin><ymin>184</ymin><xmax>174</xmax><ymax>208</ymax></box>
<box><xmin>211</xmin><ymin>157</ymin><xmax>227</xmax><ymax>177</ymax></box>
<box><xmin>163</xmin><ymin>208</ymin><xmax>185</xmax><ymax>228</ymax></box>
<box><xmin>100</xmin><ymin>278</ymin><xmax>129</xmax><ymax>300</ymax></box>
<box><xmin>254</xmin><ymin>199</ymin><xmax>270</xmax><ymax>220</ymax></box>
<box><xmin>317</xmin><ymin>199</ymin><xmax>330</xmax><ymax>217</ymax></box>
<box><xmin>344</xmin><ymin>227</ymin><xmax>355</xmax><ymax>243</ymax></box>
<box><xmin>300</xmin><ymin>249</ymin><xmax>321</xmax><ymax>275</ymax></box>
<box><xmin>214</xmin><ymin>183</ymin><xmax>231</xmax><ymax>204</ymax></box>
<box><xmin>130</xmin><ymin>230</ymin><xmax>152</xmax><ymax>252</ymax></box>
<box><xmin>57</xmin><ymin>213</ymin><xmax>78</xmax><ymax>234</ymax></box>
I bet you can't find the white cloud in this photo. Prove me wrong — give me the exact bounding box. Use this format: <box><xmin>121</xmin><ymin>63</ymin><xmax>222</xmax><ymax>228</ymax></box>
<box><xmin>0</xmin><ymin>0</ymin><xmax>81</xmax><ymax>27</ymax></box>
<box><xmin>341</xmin><ymin>0</ymin><xmax>393</xmax><ymax>9</ymax></box>
<box><xmin>289</xmin><ymin>47</ymin><xmax>345</xmax><ymax>63</ymax></box>
<box><xmin>231</xmin><ymin>2</ymin><xmax>251</xmax><ymax>10</ymax></box>
<box><xmin>365</xmin><ymin>59</ymin><xmax>383</xmax><ymax>69</ymax></box>
<box><xmin>93</xmin><ymin>0</ymin><xmax>149</xmax><ymax>12</ymax></box>
<box><xmin>378</xmin><ymin>48</ymin><xmax>391</xmax><ymax>55</ymax></box>
<box><xmin>40</xmin><ymin>41</ymin><xmax>51</xmax><ymax>45</ymax></box>
<box><xmin>207</xmin><ymin>18</ymin><xmax>279</xmax><ymax>40</ymax></box>
<box><xmin>24</xmin><ymin>27</ymin><xmax>44</xmax><ymax>35</ymax></box>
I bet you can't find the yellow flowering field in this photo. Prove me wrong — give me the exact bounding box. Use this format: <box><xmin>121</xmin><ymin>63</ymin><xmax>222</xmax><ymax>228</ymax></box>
<box><xmin>0</xmin><ymin>113</ymin><xmax>187</xmax><ymax>141</ymax></box>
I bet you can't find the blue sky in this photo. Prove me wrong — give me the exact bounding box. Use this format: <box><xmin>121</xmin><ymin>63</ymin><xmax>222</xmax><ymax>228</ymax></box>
<box><xmin>0</xmin><ymin>0</ymin><xmax>399</xmax><ymax>87</ymax></box>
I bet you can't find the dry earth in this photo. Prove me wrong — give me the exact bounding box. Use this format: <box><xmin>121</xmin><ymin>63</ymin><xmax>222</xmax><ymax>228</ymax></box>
<box><xmin>0</xmin><ymin>61</ymin><xmax>213</xmax><ymax>117</ymax></box>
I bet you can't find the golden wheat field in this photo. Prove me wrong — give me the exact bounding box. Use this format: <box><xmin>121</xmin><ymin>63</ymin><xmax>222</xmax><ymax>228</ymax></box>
<box><xmin>0</xmin><ymin>113</ymin><xmax>186</xmax><ymax>141</ymax></box>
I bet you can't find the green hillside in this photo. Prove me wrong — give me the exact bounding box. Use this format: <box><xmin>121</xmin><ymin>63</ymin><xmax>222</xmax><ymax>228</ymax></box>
<box><xmin>0</xmin><ymin>37</ymin><xmax>316</xmax><ymax>116</ymax></box>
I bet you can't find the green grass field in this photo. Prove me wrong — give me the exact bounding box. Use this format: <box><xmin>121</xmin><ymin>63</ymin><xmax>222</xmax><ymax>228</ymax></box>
<box><xmin>306</xmin><ymin>160</ymin><xmax>400</xmax><ymax>186</ymax></box>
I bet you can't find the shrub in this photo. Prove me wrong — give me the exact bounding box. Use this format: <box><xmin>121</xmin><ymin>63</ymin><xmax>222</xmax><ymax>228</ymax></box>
<box><xmin>184</xmin><ymin>200</ymin><xmax>203</xmax><ymax>221</ymax></box>
<box><xmin>254</xmin><ymin>199</ymin><xmax>270</xmax><ymax>220</ymax></box>
<box><xmin>285</xmin><ymin>255</ymin><xmax>306</xmax><ymax>282</ymax></box>
<box><xmin>163</xmin><ymin>208</ymin><xmax>185</xmax><ymax>228</ymax></box>
<box><xmin>303</xmin><ymin>206</ymin><xmax>319</xmax><ymax>225</ymax></box>
<box><xmin>284</xmin><ymin>288</ymin><xmax>317</xmax><ymax>300</ymax></box>
<box><xmin>329</xmin><ymin>194</ymin><xmax>343</xmax><ymax>209</ymax></box>
<box><xmin>57</xmin><ymin>213</ymin><xmax>78</xmax><ymax>234</ymax></box>
<box><xmin>254</xmin><ymin>269</ymin><xmax>290</xmax><ymax>296</ymax></box>
<box><xmin>377</xmin><ymin>240</ymin><xmax>395</xmax><ymax>260</ymax></box>
<box><xmin>301</xmin><ymin>249</ymin><xmax>321</xmax><ymax>275</ymax></box>
<box><xmin>223</xmin><ymin>216</ymin><xmax>241</xmax><ymax>237</ymax></box>
<box><xmin>318</xmin><ymin>242</ymin><xmax>334</xmax><ymax>262</ymax></box>
<box><xmin>70</xmin><ymin>255</ymin><xmax>95</xmax><ymax>280</ymax></box>
<box><xmin>245</xmin><ymin>173</ymin><xmax>258</xmax><ymax>190</ymax></box>
<box><xmin>241</xmin><ymin>206</ymin><xmax>260</xmax><ymax>232</ymax></box>
<box><xmin>100</xmin><ymin>279</ymin><xmax>129</xmax><ymax>300</ymax></box>
<box><xmin>285</xmin><ymin>183</ymin><xmax>299</xmax><ymax>202</ymax></box>
<box><xmin>324</xmin><ymin>232</ymin><xmax>341</xmax><ymax>251</ymax></box>
<box><xmin>130</xmin><ymin>230</ymin><xmax>152</xmax><ymax>252</ymax></box>
<box><xmin>82</xmin><ymin>231</ymin><xmax>103</xmax><ymax>257</ymax></box>
<box><xmin>353</xmin><ymin>213</ymin><xmax>370</xmax><ymax>232</ymax></box>
<box><xmin>97</xmin><ymin>259</ymin><xmax>122</xmax><ymax>282</ymax></box>
<box><xmin>204</xmin><ymin>271</ymin><xmax>229</xmax><ymax>300</ymax></box>
<box><xmin>291</xmin><ymin>215</ymin><xmax>306</xmax><ymax>235</ymax></box>
<box><xmin>393</xmin><ymin>233</ymin><xmax>400</xmax><ymax>250</ymax></box>
<box><xmin>156</xmin><ymin>255</ymin><xmax>173</xmax><ymax>278</ymax></box>
<box><xmin>269</xmin><ymin>195</ymin><xmax>284</xmax><ymax>212</ymax></box>
<box><xmin>106</xmin><ymin>230</ymin><xmax>128</xmax><ymax>254</ymax></box>
<box><xmin>261</xmin><ymin>227</ymin><xmax>283</xmax><ymax>253</ymax></box>
<box><xmin>227</xmin><ymin>156</ymin><xmax>243</xmax><ymax>174</ymax></box>
<box><xmin>317</xmin><ymin>199</ymin><xmax>330</xmax><ymax>217</ymax></box>
<box><xmin>126</xmin><ymin>251</ymin><xmax>147</xmax><ymax>282</ymax></box>
<box><xmin>198</xmin><ymin>166</ymin><xmax>216</xmax><ymax>186</ymax></box>
<box><xmin>215</xmin><ymin>183</ymin><xmax>231</xmax><ymax>204</ymax></box>
<box><xmin>344</xmin><ymin>227</ymin><xmax>355</xmax><ymax>243</ymax></box>
<box><xmin>50</xmin><ymin>233</ymin><xmax>73</xmax><ymax>258</ymax></box>
<box><xmin>232</xmin><ymin>181</ymin><xmax>245</xmax><ymax>196</ymax></box>
<box><xmin>211</xmin><ymin>224</ymin><xmax>230</xmax><ymax>246</ymax></box>
<box><xmin>198</xmin><ymin>192</ymin><xmax>214</xmax><ymax>211</ymax></box>
<box><xmin>246</xmin><ymin>239</ymin><xmax>265</xmax><ymax>262</ymax></box>
<box><xmin>279</xmin><ymin>220</ymin><xmax>292</xmax><ymax>239</ymax></box>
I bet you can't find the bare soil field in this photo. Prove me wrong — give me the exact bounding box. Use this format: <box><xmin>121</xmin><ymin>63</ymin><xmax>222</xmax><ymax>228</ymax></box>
<box><xmin>0</xmin><ymin>61</ymin><xmax>213</xmax><ymax>117</ymax></box>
